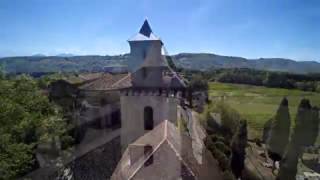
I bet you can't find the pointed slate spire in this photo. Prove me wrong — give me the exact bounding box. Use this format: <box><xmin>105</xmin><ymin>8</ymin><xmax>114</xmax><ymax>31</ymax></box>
<box><xmin>128</xmin><ymin>19</ymin><xmax>160</xmax><ymax>41</ymax></box>
<box><xmin>139</xmin><ymin>19</ymin><xmax>152</xmax><ymax>37</ymax></box>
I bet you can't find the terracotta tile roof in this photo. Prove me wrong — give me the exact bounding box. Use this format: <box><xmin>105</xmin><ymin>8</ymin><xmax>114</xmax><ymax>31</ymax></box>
<box><xmin>111</xmin><ymin>74</ymin><xmax>132</xmax><ymax>89</ymax></box>
<box><xmin>79</xmin><ymin>73</ymin><xmax>131</xmax><ymax>91</ymax></box>
<box><xmin>62</xmin><ymin>73</ymin><xmax>104</xmax><ymax>84</ymax></box>
<box><xmin>78</xmin><ymin>73</ymin><xmax>104</xmax><ymax>81</ymax></box>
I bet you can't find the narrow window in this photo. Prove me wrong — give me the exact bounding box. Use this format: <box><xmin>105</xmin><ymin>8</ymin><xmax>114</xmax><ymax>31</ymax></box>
<box><xmin>144</xmin><ymin>106</ymin><xmax>153</xmax><ymax>130</ymax></box>
<box><xmin>142</xmin><ymin>67</ymin><xmax>147</xmax><ymax>79</ymax></box>
<box><xmin>143</xmin><ymin>50</ymin><xmax>146</xmax><ymax>59</ymax></box>
<box><xmin>144</xmin><ymin>145</ymin><xmax>153</xmax><ymax>166</ymax></box>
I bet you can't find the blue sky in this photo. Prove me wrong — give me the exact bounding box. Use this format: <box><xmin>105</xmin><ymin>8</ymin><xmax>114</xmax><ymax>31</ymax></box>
<box><xmin>0</xmin><ymin>0</ymin><xmax>319</xmax><ymax>61</ymax></box>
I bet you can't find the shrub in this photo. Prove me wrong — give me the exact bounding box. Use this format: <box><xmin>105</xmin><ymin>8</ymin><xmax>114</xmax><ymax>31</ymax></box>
<box><xmin>222</xmin><ymin>170</ymin><xmax>236</xmax><ymax>180</ymax></box>
<box><xmin>60</xmin><ymin>135</ymin><xmax>74</xmax><ymax>150</ymax></box>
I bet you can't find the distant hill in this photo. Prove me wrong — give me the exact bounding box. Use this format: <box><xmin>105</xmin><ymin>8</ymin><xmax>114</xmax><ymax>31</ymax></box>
<box><xmin>0</xmin><ymin>53</ymin><xmax>319</xmax><ymax>74</ymax></box>
<box><xmin>172</xmin><ymin>53</ymin><xmax>320</xmax><ymax>74</ymax></box>
<box><xmin>56</xmin><ymin>53</ymin><xmax>76</xmax><ymax>57</ymax></box>
<box><xmin>31</xmin><ymin>54</ymin><xmax>47</xmax><ymax>57</ymax></box>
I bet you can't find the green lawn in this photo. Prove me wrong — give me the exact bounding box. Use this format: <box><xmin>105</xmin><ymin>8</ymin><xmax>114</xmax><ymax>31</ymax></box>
<box><xmin>209</xmin><ymin>82</ymin><xmax>320</xmax><ymax>139</ymax></box>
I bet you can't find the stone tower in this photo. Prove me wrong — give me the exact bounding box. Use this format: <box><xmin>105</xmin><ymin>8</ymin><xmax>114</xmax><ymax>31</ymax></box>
<box><xmin>120</xmin><ymin>20</ymin><xmax>186</xmax><ymax>150</ymax></box>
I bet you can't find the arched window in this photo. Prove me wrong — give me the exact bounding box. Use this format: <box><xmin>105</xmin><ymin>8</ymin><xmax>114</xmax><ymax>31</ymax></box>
<box><xmin>144</xmin><ymin>106</ymin><xmax>154</xmax><ymax>130</ymax></box>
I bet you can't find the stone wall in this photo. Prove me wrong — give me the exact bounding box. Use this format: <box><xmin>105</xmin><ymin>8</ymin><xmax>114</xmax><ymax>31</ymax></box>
<box><xmin>120</xmin><ymin>92</ymin><xmax>179</xmax><ymax>151</ymax></box>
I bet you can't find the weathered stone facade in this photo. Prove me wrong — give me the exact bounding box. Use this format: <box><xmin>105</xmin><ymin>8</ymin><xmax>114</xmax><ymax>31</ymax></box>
<box><xmin>120</xmin><ymin>91</ymin><xmax>180</xmax><ymax>151</ymax></box>
<box><xmin>120</xmin><ymin>20</ymin><xmax>186</xmax><ymax>150</ymax></box>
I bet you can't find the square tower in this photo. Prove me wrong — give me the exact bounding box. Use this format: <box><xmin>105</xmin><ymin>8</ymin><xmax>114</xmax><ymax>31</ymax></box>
<box><xmin>121</xmin><ymin>20</ymin><xmax>186</xmax><ymax>151</ymax></box>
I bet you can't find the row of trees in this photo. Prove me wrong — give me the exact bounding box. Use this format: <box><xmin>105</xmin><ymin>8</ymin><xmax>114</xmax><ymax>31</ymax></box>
<box><xmin>203</xmin><ymin>101</ymin><xmax>248</xmax><ymax>179</ymax></box>
<box><xmin>264</xmin><ymin>97</ymin><xmax>320</xmax><ymax>179</ymax></box>
<box><xmin>183</xmin><ymin>68</ymin><xmax>320</xmax><ymax>92</ymax></box>
<box><xmin>0</xmin><ymin>73</ymin><xmax>71</xmax><ymax>179</ymax></box>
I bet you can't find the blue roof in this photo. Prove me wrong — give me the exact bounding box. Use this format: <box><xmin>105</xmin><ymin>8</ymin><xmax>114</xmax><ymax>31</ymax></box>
<box><xmin>139</xmin><ymin>20</ymin><xmax>152</xmax><ymax>37</ymax></box>
<box><xmin>128</xmin><ymin>20</ymin><xmax>161</xmax><ymax>41</ymax></box>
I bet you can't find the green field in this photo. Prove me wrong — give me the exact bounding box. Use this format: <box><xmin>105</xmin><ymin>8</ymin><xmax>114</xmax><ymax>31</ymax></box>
<box><xmin>209</xmin><ymin>82</ymin><xmax>320</xmax><ymax>138</ymax></box>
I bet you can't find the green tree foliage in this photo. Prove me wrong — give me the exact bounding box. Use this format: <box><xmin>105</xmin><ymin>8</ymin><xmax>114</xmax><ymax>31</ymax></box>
<box><xmin>277</xmin><ymin>99</ymin><xmax>319</xmax><ymax>180</ymax></box>
<box><xmin>290</xmin><ymin>99</ymin><xmax>312</xmax><ymax>148</ymax></box>
<box><xmin>205</xmin><ymin>135</ymin><xmax>232</xmax><ymax>175</ymax></box>
<box><xmin>277</xmin><ymin>143</ymin><xmax>300</xmax><ymax>180</ymax></box>
<box><xmin>0</xmin><ymin>75</ymin><xmax>69</xmax><ymax>179</ymax></box>
<box><xmin>231</xmin><ymin>120</ymin><xmax>248</xmax><ymax>178</ymax></box>
<box><xmin>184</xmin><ymin>68</ymin><xmax>320</xmax><ymax>92</ymax></box>
<box><xmin>217</xmin><ymin>68</ymin><xmax>264</xmax><ymax>86</ymax></box>
<box><xmin>263</xmin><ymin>72</ymin><xmax>294</xmax><ymax>89</ymax></box>
<box><xmin>37</xmin><ymin>73</ymin><xmax>65</xmax><ymax>89</ymax></box>
<box><xmin>213</xmin><ymin>102</ymin><xmax>240</xmax><ymax>137</ymax></box>
<box><xmin>188</xmin><ymin>74</ymin><xmax>209</xmax><ymax>91</ymax></box>
<box><xmin>222</xmin><ymin>170</ymin><xmax>236</xmax><ymax>180</ymax></box>
<box><xmin>203</xmin><ymin>103</ymin><xmax>242</xmax><ymax>180</ymax></box>
<box><xmin>267</xmin><ymin>97</ymin><xmax>291</xmax><ymax>161</ymax></box>
<box><xmin>0</xmin><ymin>64</ymin><xmax>5</xmax><ymax>80</ymax></box>
<box><xmin>306</xmin><ymin>106</ymin><xmax>320</xmax><ymax>147</ymax></box>
<box><xmin>202</xmin><ymin>101</ymin><xmax>241</xmax><ymax>144</ymax></box>
<box><xmin>262</xmin><ymin>119</ymin><xmax>272</xmax><ymax>143</ymax></box>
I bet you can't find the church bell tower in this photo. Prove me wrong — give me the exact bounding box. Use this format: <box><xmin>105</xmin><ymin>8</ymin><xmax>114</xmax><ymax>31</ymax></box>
<box><xmin>120</xmin><ymin>20</ymin><xmax>186</xmax><ymax>150</ymax></box>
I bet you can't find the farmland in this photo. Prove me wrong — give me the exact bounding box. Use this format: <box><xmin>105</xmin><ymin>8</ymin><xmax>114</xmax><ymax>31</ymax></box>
<box><xmin>209</xmin><ymin>82</ymin><xmax>320</xmax><ymax>139</ymax></box>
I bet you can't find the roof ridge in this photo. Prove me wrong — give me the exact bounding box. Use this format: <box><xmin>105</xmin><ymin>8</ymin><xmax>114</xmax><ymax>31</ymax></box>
<box><xmin>166</xmin><ymin>135</ymin><xmax>196</xmax><ymax>178</ymax></box>
<box><xmin>128</xmin><ymin>120</ymin><xmax>196</xmax><ymax>179</ymax></box>
<box><xmin>164</xmin><ymin>120</ymin><xmax>168</xmax><ymax>140</ymax></box>
<box><xmin>128</xmin><ymin>134</ymin><xmax>167</xmax><ymax>180</ymax></box>
<box><xmin>111</xmin><ymin>73</ymin><xmax>131</xmax><ymax>88</ymax></box>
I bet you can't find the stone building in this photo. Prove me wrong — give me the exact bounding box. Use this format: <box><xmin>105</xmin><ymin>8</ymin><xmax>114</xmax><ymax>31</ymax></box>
<box><xmin>110</xmin><ymin>20</ymin><xmax>225</xmax><ymax>180</ymax></box>
<box><xmin>120</xmin><ymin>19</ymin><xmax>186</xmax><ymax>150</ymax></box>
<box><xmin>27</xmin><ymin>20</ymin><xmax>223</xmax><ymax>180</ymax></box>
<box><xmin>112</xmin><ymin>120</ymin><xmax>222</xmax><ymax>180</ymax></box>
<box><xmin>77</xmin><ymin>73</ymin><xmax>129</xmax><ymax>128</ymax></box>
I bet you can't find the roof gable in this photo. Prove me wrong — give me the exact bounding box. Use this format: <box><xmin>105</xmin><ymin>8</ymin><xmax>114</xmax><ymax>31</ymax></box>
<box><xmin>79</xmin><ymin>73</ymin><xmax>131</xmax><ymax>91</ymax></box>
<box><xmin>111</xmin><ymin>120</ymin><xmax>223</xmax><ymax>180</ymax></box>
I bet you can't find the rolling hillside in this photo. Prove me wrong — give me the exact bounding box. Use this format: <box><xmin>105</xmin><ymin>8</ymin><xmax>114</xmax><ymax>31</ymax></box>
<box><xmin>172</xmin><ymin>53</ymin><xmax>320</xmax><ymax>74</ymax></box>
<box><xmin>1</xmin><ymin>53</ymin><xmax>319</xmax><ymax>74</ymax></box>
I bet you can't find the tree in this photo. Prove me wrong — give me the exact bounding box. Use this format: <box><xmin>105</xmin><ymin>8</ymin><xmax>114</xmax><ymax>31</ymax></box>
<box><xmin>0</xmin><ymin>75</ymin><xmax>69</xmax><ymax>179</ymax></box>
<box><xmin>204</xmin><ymin>102</ymin><xmax>242</xmax><ymax>180</ymax></box>
<box><xmin>0</xmin><ymin>64</ymin><xmax>4</xmax><ymax>80</ymax></box>
<box><xmin>276</xmin><ymin>143</ymin><xmax>300</xmax><ymax>180</ymax></box>
<box><xmin>262</xmin><ymin>119</ymin><xmax>272</xmax><ymax>143</ymax></box>
<box><xmin>267</xmin><ymin>97</ymin><xmax>291</xmax><ymax>165</ymax></box>
<box><xmin>205</xmin><ymin>135</ymin><xmax>230</xmax><ymax>171</ymax></box>
<box><xmin>188</xmin><ymin>74</ymin><xmax>209</xmax><ymax>91</ymax></box>
<box><xmin>231</xmin><ymin>120</ymin><xmax>248</xmax><ymax>178</ymax></box>
<box><xmin>222</xmin><ymin>170</ymin><xmax>236</xmax><ymax>180</ymax></box>
<box><xmin>277</xmin><ymin>99</ymin><xmax>316</xmax><ymax>180</ymax></box>
<box><xmin>306</xmin><ymin>106</ymin><xmax>320</xmax><ymax>147</ymax></box>
<box><xmin>290</xmin><ymin>99</ymin><xmax>312</xmax><ymax>148</ymax></box>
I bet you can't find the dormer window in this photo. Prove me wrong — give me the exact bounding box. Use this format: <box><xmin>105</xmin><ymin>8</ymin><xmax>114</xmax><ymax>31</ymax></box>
<box><xmin>144</xmin><ymin>145</ymin><xmax>153</xmax><ymax>166</ymax></box>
